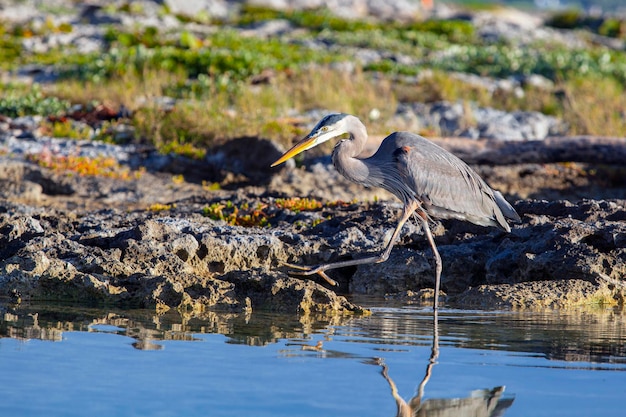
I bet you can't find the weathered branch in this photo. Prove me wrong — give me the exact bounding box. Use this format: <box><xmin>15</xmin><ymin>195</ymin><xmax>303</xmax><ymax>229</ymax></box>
<box><xmin>431</xmin><ymin>136</ymin><xmax>626</xmax><ymax>165</ymax></box>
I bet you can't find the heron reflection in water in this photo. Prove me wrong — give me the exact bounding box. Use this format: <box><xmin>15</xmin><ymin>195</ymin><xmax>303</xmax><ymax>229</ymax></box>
<box><xmin>377</xmin><ymin>311</ymin><xmax>514</xmax><ymax>417</ymax></box>
<box><xmin>272</xmin><ymin>114</ymin><xmax>520</xmax><ymax>310</ymax></box>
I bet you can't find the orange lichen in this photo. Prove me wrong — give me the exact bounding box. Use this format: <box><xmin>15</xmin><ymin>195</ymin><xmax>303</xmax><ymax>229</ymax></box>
<box><xmin>27</xmin><ymin>152</ymin><xmax>139</xmax><ymax>180</ymax></box>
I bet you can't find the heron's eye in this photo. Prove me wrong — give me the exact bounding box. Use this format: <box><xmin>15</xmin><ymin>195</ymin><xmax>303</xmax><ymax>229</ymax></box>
<box><xmin>321</xmin><ymin>126</ymin><xmax>329</xmax><ymax>132</ymax></box>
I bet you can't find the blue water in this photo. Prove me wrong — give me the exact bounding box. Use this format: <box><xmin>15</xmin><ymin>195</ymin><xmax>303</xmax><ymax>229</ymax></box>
<box><xmin>1</xmin><ymin>304</ymin><xmax>625</xmax><ymax>417</ymax></box>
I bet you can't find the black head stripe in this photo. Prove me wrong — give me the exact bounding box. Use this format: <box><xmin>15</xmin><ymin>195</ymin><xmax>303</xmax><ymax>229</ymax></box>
<box><xmin>315</xmin><ymin>113</ymin><xmax>348</xmax><ymax>130</ymax></box>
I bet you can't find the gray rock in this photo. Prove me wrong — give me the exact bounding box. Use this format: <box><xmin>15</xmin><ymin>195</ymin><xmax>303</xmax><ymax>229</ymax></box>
<box><xmin>1</xmin><ymin>194</ymin><xmax>624</xmax><ymax>312</ymax></box>
<box><xmin>398</xmin><ymin>101</ymin><xmax>564</xmax><ymax>140</ymax></box>
<box><xmin>248</xmin><ymin>0</ymin><xmax>426</xmax><ymax>20</ymax></box>
<box><xmin>164</xmin><ymin>0</ymin><xmax>232</xmax><ymax>19</ymax></box>
<box><xmin>0</xmin><ymin>179</ymin><xmax>43</xmax><ymax>202</ymax></box>
<box><xmin>15</xmin><ymin>64</ymin><xmax>60</xmax><ymax>84</ymax></box>
<box><xmin>1</xmin><ymin>130</ymin><xmax>625</xmax><ymax>313</ymax></box>
<box><xmin>472</xmin><ymin>9</ymin><xmax>587</xmax><ymax>49</ymax></box>
<box><xmin>0</xmin><ymin>202</ymin><xmax>367</xmax><ymax>313</ymax></box>
<box><xmin>240</xmin><ymin>19</ymin><xmax>293</xmax><ymax>38</ymax></box>
<box><xmin>11</xmin><ymin>116</ymin><xmax>42</xmax><ymax>132</ymax></box>
<box><xmin>309</xmin><ymin>198</ymin><xmax>626</xmax><ymax>310</ymax></box>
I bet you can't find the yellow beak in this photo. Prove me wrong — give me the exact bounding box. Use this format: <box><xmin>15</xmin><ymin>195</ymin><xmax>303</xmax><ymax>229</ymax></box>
<box><xmin>270</xmin><ymin>134</ymin><xmax>318</xmax><ymax>167</ymax></box>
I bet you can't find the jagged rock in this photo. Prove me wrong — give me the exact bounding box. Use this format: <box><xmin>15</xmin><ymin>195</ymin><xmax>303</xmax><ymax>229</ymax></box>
<box><xmin>1</xmin><ymin>191</ymin><xmax>624</xmax><ymax>312</ymax></box>
<box><xmin>348</xmin><ymin>199</ymin><xmax>626</xmax><ymax>302</ymax></box>
<box><xmin>0</xmin><ymin>200</ymin><xmax>368</xmax><ymax>313</ymax></box>
<box><xmin>223</xmin><ymin>270</ymin><xmax>366</xmax><ymax>314</ymax></box>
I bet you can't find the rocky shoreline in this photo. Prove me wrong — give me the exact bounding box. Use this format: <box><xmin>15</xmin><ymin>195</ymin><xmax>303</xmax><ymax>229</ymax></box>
<box><xmin>1</xmin><ymin>139</ymin><xmax>625</xmax><ymax>314</ymax></box>
<box><xmin>0</xmin><ymin>0</ymin><xmax>625</xmax><ymax>314</ymax></box>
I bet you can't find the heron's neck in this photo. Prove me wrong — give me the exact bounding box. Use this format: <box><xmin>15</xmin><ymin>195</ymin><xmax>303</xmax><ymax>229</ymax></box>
<box><xmin>331</xmin><ymin>125</ymin><xmax>374</xmax><ymax>186</ymax></box>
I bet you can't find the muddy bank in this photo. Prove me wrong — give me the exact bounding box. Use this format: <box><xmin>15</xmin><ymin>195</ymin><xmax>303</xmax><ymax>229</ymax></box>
<box><xmin>1</xmin><ymin>142</ymin><xmax>625</xmax><ymax>314</ymax></box>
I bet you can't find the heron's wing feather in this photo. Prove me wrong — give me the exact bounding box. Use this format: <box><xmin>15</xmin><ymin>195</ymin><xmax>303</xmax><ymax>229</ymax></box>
<box><xmin>386</xmin><ymin>133</ymin><xmax>512</xmax><ymax>230</ymax></box>
<box><xmin>494</xmin><ymin>190</ymin><xmax>521</xmax><ymax>223</ymax></box>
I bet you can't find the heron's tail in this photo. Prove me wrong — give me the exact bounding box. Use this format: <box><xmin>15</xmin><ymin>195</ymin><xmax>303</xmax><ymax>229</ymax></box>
<box><xmin>494</xmin><ymin>191</ymin><xmax>521</xmax><ymax>224</ymax></box>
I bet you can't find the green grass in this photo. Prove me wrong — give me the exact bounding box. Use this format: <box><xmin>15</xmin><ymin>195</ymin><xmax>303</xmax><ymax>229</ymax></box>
<box><xmin>235</xmin><ymin>5</ymin><xmax>381</xmax><ymax>32</ymax></box>
<box><xmin>54</xmin><ymin>28</ymin><xmax>340</xmax><ymax>84</ymax></box>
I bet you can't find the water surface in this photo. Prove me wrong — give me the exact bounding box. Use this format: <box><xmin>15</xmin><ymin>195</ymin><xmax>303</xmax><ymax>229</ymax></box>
<box><xmin>1</xmin><ymin>300</ymin><xmax>625</xmax><ymax>417</ymax></box>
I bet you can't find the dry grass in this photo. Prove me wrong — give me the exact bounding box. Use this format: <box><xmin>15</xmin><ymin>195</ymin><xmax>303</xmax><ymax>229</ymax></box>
<box><xmin>393</xmin><ymin>70</ymin><xmax>626</xmax><ymax>137</ymax></box>
<box><xmin>49</xmin><ymin>66</ymin><xmax>396</xmax><ymax>151</ymax></box>
<box><xmin>49</xmin><ymin>69</ymin><xmax>184</xmax><ymax>110</ymax></box>
<box><xmin>394</xmin><ymin>71</ymin><xmax>492</xmax><ymax>106</ymax></box>
<box><xmin>561</xmin><ymin>76</ymin><xmax>626</xmax><ymax>136</ymax></box>
<box><xmin>45</xmin><ymin>65</ymin><xmax>626</xmax><ymax>150</ymax></box>
<box><xmin>288</xmin><ymin>67</ymin><xmax>396</xmax><ymax>120</ymax></box>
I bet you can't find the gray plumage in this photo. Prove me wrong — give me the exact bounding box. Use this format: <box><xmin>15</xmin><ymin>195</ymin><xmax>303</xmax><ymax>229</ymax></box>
<box><xmin>271</xmin><ymin>113</ymin><xmax>520</xmax><ymax>310</ymax></box>
<box><xmin>334</xmin><ymin>126</ymin><xmax>520</xmax><ymax>231</ymax></box>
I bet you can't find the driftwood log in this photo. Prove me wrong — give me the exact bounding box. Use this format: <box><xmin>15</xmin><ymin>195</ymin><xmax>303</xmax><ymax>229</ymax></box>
<box><xmin>431</xmin><ymin>136</ymin><xmax>626</xmax><ymax>165</ymax></box>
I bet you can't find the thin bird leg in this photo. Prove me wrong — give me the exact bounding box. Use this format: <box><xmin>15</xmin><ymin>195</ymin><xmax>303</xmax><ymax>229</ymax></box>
<box><xmin>415</xmin><ymin>211</ymin><xmax>442</xmax><ymax>311</ymax></box>
<box><xmin>411</xmin><ymin>309</ymin><xmax>439</xmax><ymax>410</ymax></box>
<box><xmin>282</xmin><ymin>200</ymin><xmax>421</xmax><ymax>282</ymax></box>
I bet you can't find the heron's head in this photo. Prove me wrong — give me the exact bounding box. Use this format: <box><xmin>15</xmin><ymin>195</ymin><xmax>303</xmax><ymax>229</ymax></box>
<box><xmin>271</xmin><ymin>113</ymin><xmax>350</xmax><ymax>167</ymax></box>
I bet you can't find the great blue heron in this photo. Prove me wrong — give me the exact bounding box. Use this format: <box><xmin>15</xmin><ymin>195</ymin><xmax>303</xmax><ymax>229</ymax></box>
<box><xmin>271</xmin><ymin>113</ymin><xmax>520</xmax><ymax>310</ymax></box>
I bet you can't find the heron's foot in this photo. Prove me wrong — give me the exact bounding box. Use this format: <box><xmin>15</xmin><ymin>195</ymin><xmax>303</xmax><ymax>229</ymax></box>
<box><xmin>278</xmin><ymin>261</ymin><xmax>338</xmax><ymax>287</ymax></box>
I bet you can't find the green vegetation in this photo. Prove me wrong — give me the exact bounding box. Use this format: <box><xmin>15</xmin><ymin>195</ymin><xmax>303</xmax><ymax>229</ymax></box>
<box><xmin>0</xmin><ymin>4</ymin><xmax>624</xmax><ymax>155</ymax></box>
<box><xmin>42</xmin><ymin>119</ymin><xmax>92</xmax><ymax>140</ymax></box>
<box><xmin>236</xmin><ymin>5</ymin><xmax>382</xmax><ymax>32</ymax></box>
<box><xmin>202</xmin><ymin>197</ymin><xmax>329</xmax><ymax>227</ymax></box>
<box><xmin>62</xmin><ymin>27</ymin><xmax>339</xmax><ymax>84</ymax></box>
<box><xmin>202</xmin><ymin>201</ymin><xmax>271</xmax><ymax>227</ymax></box>
<box><xmin>0</xmin><ymin>86</ymin><xmax>70</xmax><ymax>117</ymax></box>
<box><xmin>547</xmin><ymin>9</ymin><xmax>626</xmax><ymax>39</ymax></box>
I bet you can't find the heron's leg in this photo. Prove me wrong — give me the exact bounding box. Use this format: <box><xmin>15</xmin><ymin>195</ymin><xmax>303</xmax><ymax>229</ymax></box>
<box><xmin>415</xmin><ymin>211</ymin><xmax>442</xmax><ymax>311</ymax></box>
<box><xmin>282</xmin><ymin>200</ymin><xmax>420</xmax><ymax>283</ymax></box>
<box><xmin>379</xmin><ymin>360</ymin><xmax>411</xmax><ymax>416</ymax></box>
<box><xmin>411</xmin><ymin>309</ymin><xmax>439</xmax><ymax>409</ymax></box>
